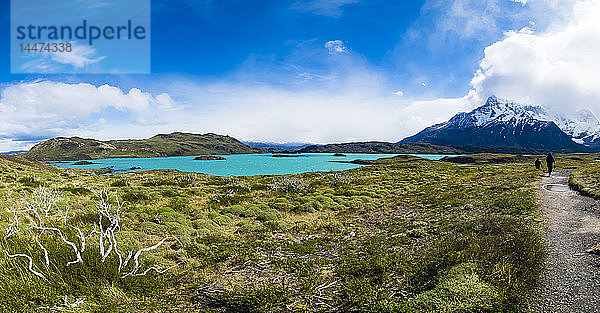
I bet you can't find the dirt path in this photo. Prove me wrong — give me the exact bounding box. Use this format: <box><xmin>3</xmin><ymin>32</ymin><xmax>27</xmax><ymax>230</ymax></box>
<box><xmin>527</xmin><ymin>170</ymin><xmax>600</xmax><ymax>312</ymax></box>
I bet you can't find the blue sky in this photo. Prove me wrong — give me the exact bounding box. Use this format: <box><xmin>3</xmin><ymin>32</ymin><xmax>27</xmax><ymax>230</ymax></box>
<box><xmin>0</xmin><ymin>0</ymin><xmax>596</xmax><ymax>150</ymax></box>
<box><xmin>1</xmin><ymin>0</ymin><xmax>529</xmax><ymax>93</ymax></box>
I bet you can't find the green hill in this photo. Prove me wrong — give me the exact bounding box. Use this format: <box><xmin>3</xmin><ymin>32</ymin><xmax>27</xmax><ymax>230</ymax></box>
<box><xmin>298</xmin><ymin>141</ymin><xmax>464</xmax><ymax>154</ymax></box>
<box><xmin>23</xmin><ymin>132</ymin><xmax>264</xmax><ymax>161</ymax></box>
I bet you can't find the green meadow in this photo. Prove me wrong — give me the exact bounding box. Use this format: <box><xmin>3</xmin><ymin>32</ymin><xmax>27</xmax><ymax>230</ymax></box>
<box><xmin>2</xmin><ymin>152</ymin><xmax>594</xmax><ymax>312</ymax></box>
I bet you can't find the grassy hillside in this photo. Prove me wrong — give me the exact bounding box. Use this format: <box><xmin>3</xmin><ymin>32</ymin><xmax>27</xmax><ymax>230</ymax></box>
<box><xmin>23</xmin><ymin>132</ymin><xmax>264</xmax><ymax>161</ymax></box>
<box><xmin>0</xmin><ymin>153</ymin><xmax>546</xmax><ymax>312</ymax></box>
<box><xmin>299</xmin><ymin>142</ymin><xmax>464</xmax><ymax>154</ymax></box>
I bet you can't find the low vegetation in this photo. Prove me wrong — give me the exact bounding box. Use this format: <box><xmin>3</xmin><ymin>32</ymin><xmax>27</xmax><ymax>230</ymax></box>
<box><xmin>568</xmin><ymin>154</ymin><xmax>600</xmax><ymax>198</ymax></box>
<box><xmin>0</xmin><ymin>153</ymin><xmax>548</xmax><ymax>312</ymax></box>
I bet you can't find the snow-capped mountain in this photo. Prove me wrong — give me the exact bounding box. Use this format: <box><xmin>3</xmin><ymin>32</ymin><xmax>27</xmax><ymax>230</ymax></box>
<box><xmin>545</xmin><ymin>109</ymin><xmax>600</xmax><ymax>147</ymax></box>
<box><xmin>400</xmin><ymin>96</ymin><xmax>598</xmax><ymax>152</ymax></box>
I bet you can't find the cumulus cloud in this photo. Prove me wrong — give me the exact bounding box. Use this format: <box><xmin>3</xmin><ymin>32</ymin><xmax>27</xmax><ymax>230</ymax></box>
<box><xmin>467</xmin><ymin>0</ymin><xmax>600</xmax><ymax>115</ymax></box>
<box><xmin>412</xmin><ymin>0</ymin><xmax>600</xmax><ymax>125</ymax></box>
<box><xmin>0</xmin><ymin>81</ymin><xmax>177</xmax><ymax>150</ymax></box>
<box><xmin>325</xmin><ymin>40</ymin><xmax>349</xmax><ymax>54</ymax></box>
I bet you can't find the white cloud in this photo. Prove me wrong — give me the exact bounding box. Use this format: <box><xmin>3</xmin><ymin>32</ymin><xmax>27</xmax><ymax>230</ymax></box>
<box><xmin>2</xmin><ymin>63</ymin><xmax>457</xmax><ymax>151</ymax></box>
<box><xmin>468</xmin><ymin>0</ymin><xmax>600</xmax><ymax>115</ymax></box>
<box><xmin>325</xmin><ymin>40</ymin><xmax>349</xmax><ymax>54</ymax></box>
<box><xmin>50</xmin><ymin>42</ymin><xmax>106</xmax><ymax>68</ymax></box>
<box><xmin>20</xmin><ymin>42</ymin><xmax>106</xmax><ymax>72</ymax></box>
<box><xmin>149</xmin><ymin>65</ymin><xmax>413</xmax><ymax>144</ymax></box>
<box><xmin>410</xmin><ymin>0</ymin><xmax>600</xmax><ymax>128</ymax></box>
<box><xmin>393</xmin><ymin>91</ymin><xmax>404</xmax><ymax>96</ymax></box>
<box><xmin>0</xmin><ymin>81</ymin><xmax>177</xmax><ymax>150</ymax></box>
<box><xmin>398</xmin><ymin>92</ymin><xmax>474</xmax><ymax>135</ymax></box>
<box><xmin>0</xmin><ymin>139</ymin><xmax>39</xmax><ymax>152</ymax></box>
<box><xmin>516</xmin><ymin>26</ymin><xmax>534</xmax><ymax>34</ymax></box>
<box><xmin>415</xmin><ymin>0</ymin><xmax>576</xmax><ymax>46</ymax></box>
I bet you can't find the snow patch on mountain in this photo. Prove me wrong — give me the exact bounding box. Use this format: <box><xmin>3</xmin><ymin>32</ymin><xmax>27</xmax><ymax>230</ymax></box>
<box><xmin>472</xmin><ymin>96</ymin><xmax>600</xmax><ymax>148</ymax></box>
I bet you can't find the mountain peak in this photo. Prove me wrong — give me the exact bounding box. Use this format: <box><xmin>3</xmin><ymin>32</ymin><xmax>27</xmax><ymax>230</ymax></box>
<box><xmin>482</xmin><ymin>95</ymin><xmax>515</xmax><ymax>107</ymax></box>
<box><xmin>485</xmin><ymin>95</ymin><xmax>499</xmax><ymax>105</ymax></box>
<box><xmin>400</xmin><ymin>96</ymin><xmax>596</xmax><ymax>152</ymax></box>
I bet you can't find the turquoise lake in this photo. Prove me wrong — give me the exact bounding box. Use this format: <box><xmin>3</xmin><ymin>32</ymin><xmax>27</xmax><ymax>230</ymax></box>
<box><xmin>48</xmin><ymin>153</ymin><xmax>456</xmax><ymax>177</ymax></box>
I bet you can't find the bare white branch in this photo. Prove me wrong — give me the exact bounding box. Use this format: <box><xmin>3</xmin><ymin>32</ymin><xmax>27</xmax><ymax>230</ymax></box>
<box><xmin>5</xmin><ymin>207</ymin><xmax>21</xmax><ymax>239</ymax></box>
<box><xmin>66</xmin><ymin>223</ymin><xmax>86</xmax><ymax>254</ymax></box>
<box><xmin>122</xmin><ymin>235</ymin><xmax>181</xmax><ymax>278</ymax></box>
<box><xmin>5</xmin><ymin>251</ymin><xmax>47</xmax><ymax>281</ymax></box>
<box><xmin>35</xmin><ymin>234</ymin><xmax>50</xmax><ymax>269</ymax></box>
<box><xmin>37</xmin><ymin>295</ymin><xmax>86</xmax><ymax>310</ymax></box>
<box><xmin>4</xmin><ymin>187</ymin><xmax>182</xmax><ymax>285</ymax></box>
<box><xmin>32</xmin><ymin>226</ymin><xmax>82</xmax><ymax>266</ymax></box>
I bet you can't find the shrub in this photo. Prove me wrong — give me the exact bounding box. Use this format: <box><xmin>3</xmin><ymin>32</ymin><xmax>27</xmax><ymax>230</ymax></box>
<box><xmin>59</xmin><ymin>185</ymin><xmax>92</xmax><ymax>195</ymax></box>
<box><xmin>236</xmin><ymin>220</ymin><xmax>258</xmax><ymax>233</ymax></box>
<box><xmin>138</xmin><ymin>221</ymin><xmax>168</xmax><ymax>235</ymax></box>
<box><xmin>168</xmin><ymin>197</ymin><xmax>188</xmax><ymax>210</ymax></box>
<box><xmin>406</xmin><ymin>263</ymin><xmax>501</xmax><ymax>312</ymax></box>
<box><xmin>241</xmin><ymin>205</ymin><xmax>261</xmax><ymax>217</ymax></box>
<box><xmin>121</xmin><ymin>190</ymin><xmax>149</xmax><ymax>203</ymax></box>
<box><xmin>257</xmin><ymin>209</ymin><xmax>280</xmax><ymax>222</ymax></box>
<box><xmin>212</xmin><ymin>214</ymin><xmax>232</xmax><ymax>226</ymax></box>
<box><xmin>221</xmin><ymin>205</ymin><xmax>245</xmax><ymax>216</ymax></box>
<box><xmin>222</xmin><ymin>283</ymin><xmax>290</xmax><ymax>312</ymax></box>
<box><xmin>192</xmin><ymin>219</ymin><xmax>219</xmax><ymax>230</ymax></box>
<box><xmin>264</xmin><ymin>220</ymin><xmax>289</xmax><ymax>231</ymax></box>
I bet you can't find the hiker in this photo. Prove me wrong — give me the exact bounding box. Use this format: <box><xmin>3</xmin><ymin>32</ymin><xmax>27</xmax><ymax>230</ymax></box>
<box><xmin>535</xmin><ymin>158</ymin><xmax>542</xmax><ymax>170</ymax></box>
<box><xmin>546</xmin><ymin>153</ymin><xmax>555</xmax><ymax>175</ymax></box>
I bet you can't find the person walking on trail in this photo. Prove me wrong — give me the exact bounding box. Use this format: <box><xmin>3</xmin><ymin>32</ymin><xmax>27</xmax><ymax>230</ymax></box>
<box><xmin>546</xmin><ymin>153</ymin><xmax>555</xmax><ymax>175</ymax></box>
<box><xmin>535</xmin><ymin>158</ymin><xmax>542</xmax><ymax>170</ymax></box>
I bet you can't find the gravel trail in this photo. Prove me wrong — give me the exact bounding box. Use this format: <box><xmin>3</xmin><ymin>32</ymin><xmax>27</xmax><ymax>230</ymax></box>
<box><xmin>528</xmin><ymin>170</ymin><xmax>600</xmax><ymax>312</ymax></box>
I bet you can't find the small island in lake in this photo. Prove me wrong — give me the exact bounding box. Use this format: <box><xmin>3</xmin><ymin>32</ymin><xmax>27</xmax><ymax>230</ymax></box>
<box><xmin>194</xmin><ymin>155</ymin><xmax>226</xmax><ymax>160</ymax></box>
<box><xmin>272</xmin><ymin>154</ymin><xmax>300</xmax><ymax>158</ymax></box>
<box><xmin>72</xmin><ymin>160</ymin><xmax>99</xmax><ymax>165</ymax></box>
<box><xmin>333</xmin><ymin>153</ymin><xmax>347</xmax><ymax>157</ymax></box>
